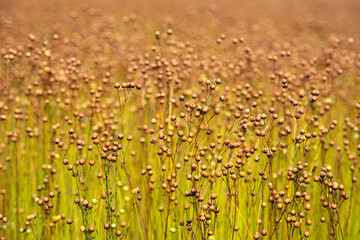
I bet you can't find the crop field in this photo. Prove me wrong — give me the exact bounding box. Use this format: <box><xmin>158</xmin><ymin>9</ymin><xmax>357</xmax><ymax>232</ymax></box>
<box><xmin>0</xmin><ymin>0</ymin><xmax>360</xmax><ymax>239</ymax></box>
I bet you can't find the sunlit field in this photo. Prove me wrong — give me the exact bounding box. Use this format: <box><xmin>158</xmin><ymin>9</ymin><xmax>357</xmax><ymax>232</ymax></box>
<box><xmin>0</xmin><ymin>0</ymin><xmax>360</xmax><ymax>239</ymax></box>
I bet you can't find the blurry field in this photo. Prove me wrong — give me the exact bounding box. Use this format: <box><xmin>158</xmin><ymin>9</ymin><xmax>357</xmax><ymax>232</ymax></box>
<box><xmin>0</xmin><ymin>0</ymin><xmax>360</xmax><ymax>239</ymax></box>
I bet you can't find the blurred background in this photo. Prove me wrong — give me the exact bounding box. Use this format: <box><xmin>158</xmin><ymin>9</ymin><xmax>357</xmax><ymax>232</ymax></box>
<box><xmin>1</xmin><ymin>0</ymin><xmax>360</xmax><ymax>44</ymax></box>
